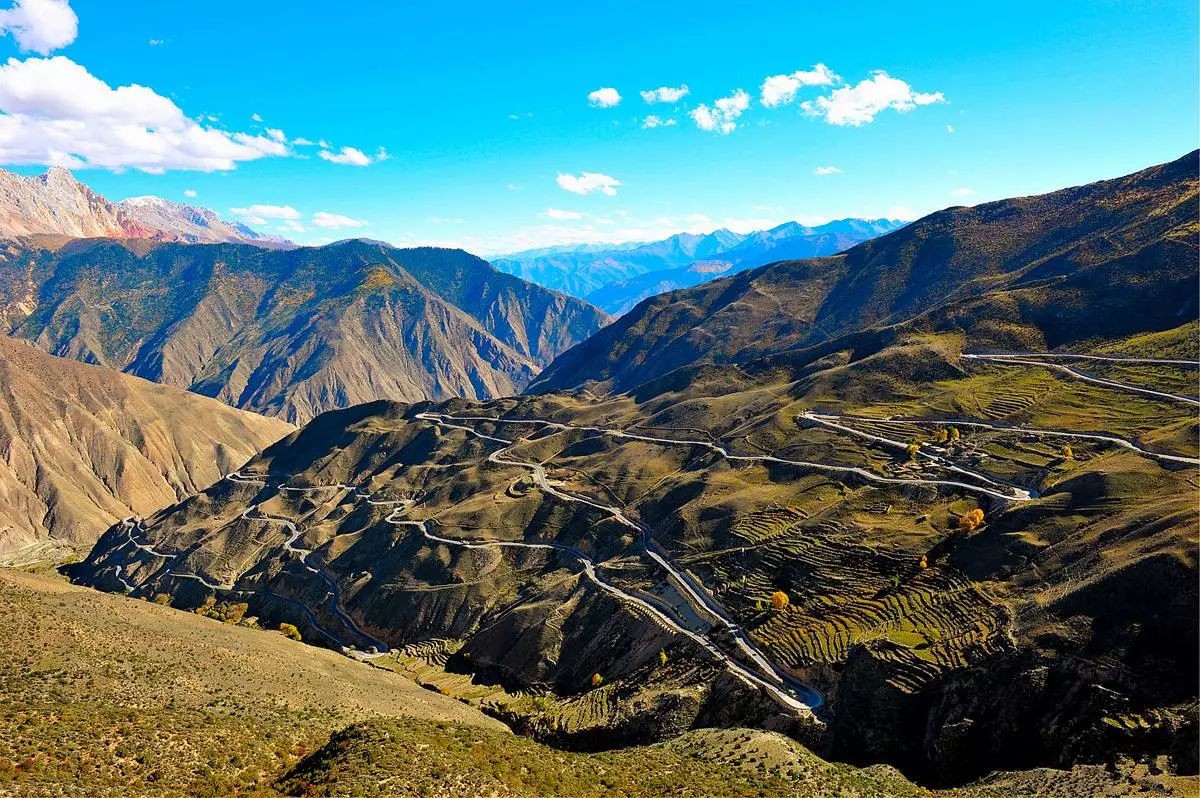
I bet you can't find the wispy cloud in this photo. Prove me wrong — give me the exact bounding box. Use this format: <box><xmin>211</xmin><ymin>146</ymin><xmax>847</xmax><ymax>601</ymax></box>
<box><xmin>813</xmin><ymin>165</ymin><xmax>842</xmax><ymax>175</ymax></box>
<box><xmin>318</xmin><ymin>146</ymin><xmax>371</xmax><ymax>166</ymax></box>
<box><xmin>311</xmin><ymin>211</ymin><xmax>368</xmax><ymax>229</ymax></box>
<box><xmin>640</xmin><ymin>84</ymin><xmax>689</xmax><ymax>104</ymax></box>
<box><xmin>556</xmin><ymin>171</ymin><xmax>621</xmax><ymax>196</ymax></box>
<box><xmin>183</xmin><ymin>188</ymin><xmax>197</xmax><ymax>198</ymax></box>
<box><xmin>760</xmin><ymin>64</ymin><xmax>839</xmax><ymax>107</ymax></box>
<box><xmin>542</xmin><ymin>208</ymin><xmax>584</xmax><ymax>220</ymax></box>
<box><xmin>642</xmin><ymin>115</ymin><xmax>676</xmax><ymax>129</ymax></box>
<box><xmin>230</xmin><ymin>204</ymin><xmax>301</xmax><ymax>225</ymax></box>
<box><xmin>951</xmin><ymin>187</ymin><xmax>976</xmax><ymax>197</ymax></box>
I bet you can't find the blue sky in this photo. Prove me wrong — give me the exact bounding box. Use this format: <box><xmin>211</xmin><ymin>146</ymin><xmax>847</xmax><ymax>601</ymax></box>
<box><xmin>0</xmin><ymin>0</ymin><xmax>1195</xmax><ymax>254</ymax></box>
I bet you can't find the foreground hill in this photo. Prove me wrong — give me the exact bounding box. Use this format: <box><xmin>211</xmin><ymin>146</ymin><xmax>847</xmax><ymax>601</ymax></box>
<box><xmin>0</xmin><ymin>336</ymin><xmax>293</xmax><ymax>559</ymax></box>
<box><xmin>0</xmin><ymin>568</ymin><xmax>1057</xmax><ymax>797</ymax></box>
<box><xmin>1</xmin><ymin>238</ymin><xmax>609</xmax><ymax>423</ymax></box>
<box><xmin>0</xmin><ymin>166</ymin><xmax>283</xmax><ymax>246</ymax></box>
<box><xmin>493</xmin><ymin>219</ymin><xmax>902</xmax><ymax>314</ymax></box>
<box><xmin>73</xmin><ymin>154</ymin><xmax>1198</xmax><ymax>785</ymax></box>
<box><xmin>531</xmin><ymin>152</ymin><xmax>1197</xmax><ymax>394</ymax></box>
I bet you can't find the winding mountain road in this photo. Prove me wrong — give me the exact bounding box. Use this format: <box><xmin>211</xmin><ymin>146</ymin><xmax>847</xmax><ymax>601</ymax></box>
<box><xmin>962</xmin><ymin>352</ymin><xmax>1200</xmax><ymax>406</ymax></box>
<box><xmin>810</xmin><ymin>414</ymin><xmax>1200</xmax><ymax>467</ymax></box>
<box><xmin>418</xmin><ymin>412</ymin><xmax>853</xmax><ymax>710</ymax></box>
<box><xmin>420</xmin><ymin>413</ymin><xmax>1035</xmax><ymax>503</ymax></box>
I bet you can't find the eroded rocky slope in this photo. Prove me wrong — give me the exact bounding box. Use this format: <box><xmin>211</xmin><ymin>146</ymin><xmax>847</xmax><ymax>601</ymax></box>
<box><xmin>0</xmin><ymin>335</ymin><xmax>292</xmax><ymax>558</ymax></box>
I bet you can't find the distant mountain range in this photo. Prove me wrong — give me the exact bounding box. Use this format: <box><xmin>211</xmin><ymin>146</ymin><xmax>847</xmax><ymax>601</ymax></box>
<box><xmin>0</xmin><ymin>166</ymin><xmax>287</xmax><ymax>246</ymax></box>
<box><xmin>492</xmin><ymin>219</ymin><xmax>904</xmax><ymax>314</ymax></box>
<box><xmin>0</xmin><ymin>238</ymin><xmax>608</xmax><ymax>423</ymax></box>
<box><xmin>531</xmin><ymin>154</ymin><xmax>1198</xmax><ymax>394</ymax></box>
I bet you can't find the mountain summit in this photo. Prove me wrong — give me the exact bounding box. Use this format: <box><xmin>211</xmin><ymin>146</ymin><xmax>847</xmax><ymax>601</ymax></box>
<box><xmin>0</xmin><ymin>166</ymin><xmax>285</xmax><ymax>246</ymax></box>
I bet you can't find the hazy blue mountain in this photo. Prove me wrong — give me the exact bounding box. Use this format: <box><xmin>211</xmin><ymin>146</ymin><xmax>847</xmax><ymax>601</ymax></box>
<box><xmin>492</xmin><ymin>219</ymin><xmax>903</xmax><ymax>313</ymax></box>
<box><xmin>514</xmin><ymin>219</ymin><xmax>905</xmax><ymax>315</ymax></box>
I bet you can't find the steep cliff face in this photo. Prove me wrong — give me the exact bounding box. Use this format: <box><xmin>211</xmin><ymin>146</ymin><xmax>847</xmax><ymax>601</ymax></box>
<box><xmin>0</xmin><ymin>335</ymin><xmax>293</xmax><ymax>558</ymax></box>
<box><xmin>0</xmin><ymin>167</ymin><xmax>152</xmax><ymax>239</ymax></box>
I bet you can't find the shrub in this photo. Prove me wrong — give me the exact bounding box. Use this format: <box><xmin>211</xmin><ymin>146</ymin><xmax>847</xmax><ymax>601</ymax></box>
<box><xmin>279</xmin><ymin>623</ymin><xmax>302</xmax><ymax>642</ymax></box>
<box><xmin>769</xmin><ymin>591</ymin><xmax>789</xmax><ymax>610</ymax></box>
<box><xmin>590</xmin><ymin>673</ymin><xmax>603</xmax><ymax>688</ymax></box>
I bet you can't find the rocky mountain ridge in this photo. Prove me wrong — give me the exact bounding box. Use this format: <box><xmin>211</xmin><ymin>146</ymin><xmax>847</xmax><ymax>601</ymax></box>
<box><xmin>0</xmin><ymin>166</ymin><xmax>286</xmax><ymax>246</ymax></box>
<box><xmin>0</xmin><ymin>238</ymin><xmax>610</xmax><ymax>423</ymax></box>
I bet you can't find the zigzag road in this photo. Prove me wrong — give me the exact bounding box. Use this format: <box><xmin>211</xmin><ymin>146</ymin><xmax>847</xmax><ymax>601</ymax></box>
<box><xmin>417</xmin><ymin>412</ymin><xmax>853</xmax><ymax>711</ymax></box>
<box><xmin>809</xmin><ymin>414</ymin><xmax>1200</xmax><ymax>467</ymax></box>
<box><xmin>962</xmin><ymin>352</ymin><xmax>1200</xmax><ymax>406</ymax></box>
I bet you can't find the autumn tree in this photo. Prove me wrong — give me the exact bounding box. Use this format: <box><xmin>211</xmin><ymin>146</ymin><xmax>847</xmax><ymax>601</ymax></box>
<box><xmin>934</xmin><ymin>428</ymin><xmax>948</xmax><ymax>444</ymax></box>
<box><xmin>770</xmin><ymin>590</ymin><xmax>790</xmax><ymax>610</ymax></box>
<box><xmin>279</xmin><ymin>622</ymin><xmax>302</xmax><ymax>641</ymax></box>
<box><xmin>591</xmin><ymin>673</ymin><xmax>604</xmax><ymax>687</ymax></box>
<box><xmin>948</xmin><ymin>427</ymin><xmax>961</xmax><ymax>441</ymax></box>
<box><xmin>223</xmin><ymin>602</ymin><xmax>249</xmax><ymax>624</ymax></box>
<box><xmin>658</xmin><ymin>650</ymin><xmax>668</xmax><ymax>667</ymax></box>
<box><xmin>1061</xmin><ymin>445</ymin><xmax>1074</xmax><ymax>460</ymax></box>
<box><xmin>958</xmin><ymin>508</ymin><xmax>985</xmax><ymax>533</ymax></box>
<box><xmin>919</xmin><ymin>554</ymin><xmax>929</xmax><ymax>569</ymax></box>
<box><xmin>905</xmin><ymin>443</ymin><xmax>920</xmax><ymax>460</ymax></box>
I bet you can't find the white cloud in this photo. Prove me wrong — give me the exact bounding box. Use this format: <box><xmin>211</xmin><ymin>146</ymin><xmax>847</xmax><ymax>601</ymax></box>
<box><xmin>760</xmin><ymin>64</ymin><xmax>839</xmax><ymax>108</ymax></box>
<box><xmin>951</xmin><ymin>187</ymin><xmax>976</xmax><ymax>197</ymax></box>
<box><xmin>183</xmin><ymin>188</ymin><xmax>197</xmax><ymax>198</ymax></box>
<box><xmin>690</xmin><ymin>89</ymin><xmax>750</xmax><ymax>135</ymax></box>
<box><xmin>642</xmin><ymin>115</ymin><xmax>676</xmax><ymax>129</ymax></box>
<box><xmin>148</xmin><ymin>38</ymin><xmax>165</xmax><ymax>47</ymax></box>
<box><xmin>801</xmin><ymin>71</ymin><xmax>945</xmax><ymax>126</ymax></box>
<box><xmin>946</xmin><ymin>124</ymin><xmax>955</xmax><ymax>134</ymax></box>
<box><xmin>587</xmin><ymin>87</ymin><xmax>621</xmax><ymax>108</ymax></box>
<box><xmin>292</xmin><ymin>136</ymin><xmax>316</xmax><ymax>146</ymax></box>
<box><xmin>0</xmin><ymin>56</ymin><xmax>290</xmax><ymax>172</ymax></box>
<box><xmin>0</xmin><ymin>0</ymin><xmax>76</xmax><ymax>55</ymax></box>
<box><xmin>640</xmin><ymin>84</ymin><xmax>689</xmax><ymax>104</ymax></box>
<box><xmin>813</xmin><ymin>165</ymin><xmax>842</xmax><ymax>175</ymax></box>
<box><xmin>318</xmin><ymin>145</ymin><xmax>372</xmax><ymax>166</ymax></box>
<box><xmin>311</xmin><ymin>211</ymin><xmax>367</xmax><ymax>229</ymax></box>
<box><xmin>231</xmin><ymin>204</ymin><xmax>300</xmax><ymax>221</ymax></box>
<box><xmin>543</xmin><ymin>208</ymin><xmax>583</xmax><ymax>220</ymax></box>
<box><xmin>265</xmin><ymin>127</ymin><xmax>286</xmax><ymax>143</ymax></box>
<box><xmin>251</xmin><ymin>113</ymin><xmax>263</xmax><ymax>122</ymax></box>
<box><xmin>277</xmin><ymin>220</ymin><xmax>306</xmax><ymax>233</ymax></box>
<box><xmin>556</xmin><ymin>171</ymin><xmax>621</xmax><ymax>196</ymax></box>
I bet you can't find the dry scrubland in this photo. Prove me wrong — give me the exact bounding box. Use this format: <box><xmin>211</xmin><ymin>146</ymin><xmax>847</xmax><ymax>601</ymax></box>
<box><xmin>3</xmin><ymin>569</ymin><xmax>1192</xmax><ymax>797</ymax></box>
